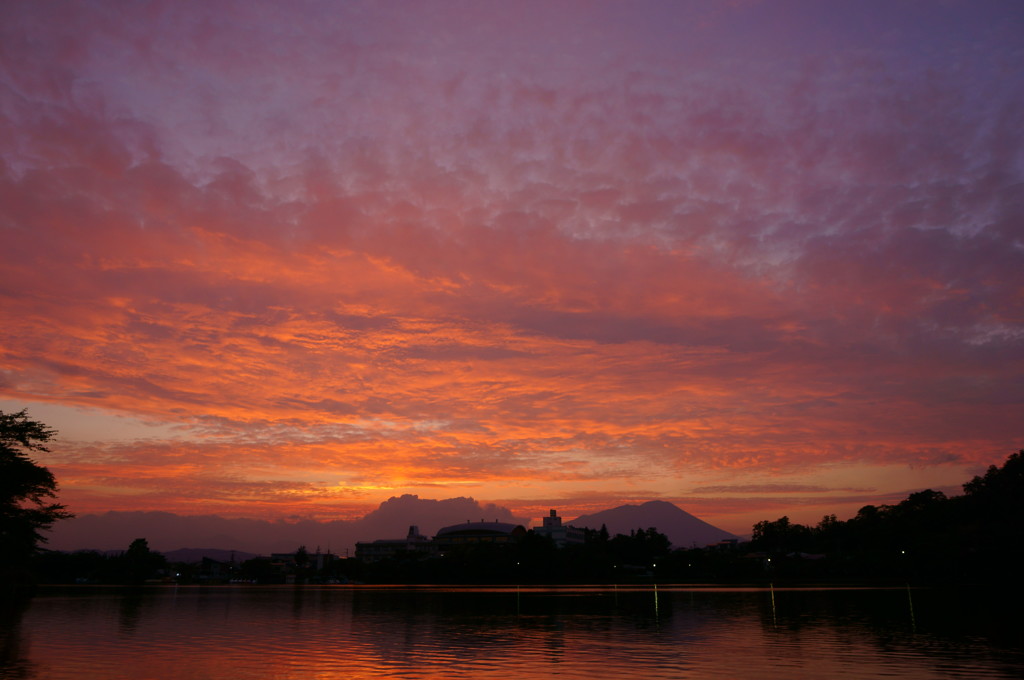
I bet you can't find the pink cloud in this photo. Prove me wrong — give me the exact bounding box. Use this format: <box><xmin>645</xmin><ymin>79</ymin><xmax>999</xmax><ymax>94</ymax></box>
<box><xmin>1</xmin><ymin>0</ymin><xmax>1021</xmax><ymax>527</ymax></box>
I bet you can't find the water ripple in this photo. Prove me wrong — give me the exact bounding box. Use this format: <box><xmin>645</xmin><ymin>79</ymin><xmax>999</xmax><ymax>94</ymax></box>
<box><xmin>3</xmin><ymin>586</ymin><xmax>1022</xmax><ymax>680</ymax></box>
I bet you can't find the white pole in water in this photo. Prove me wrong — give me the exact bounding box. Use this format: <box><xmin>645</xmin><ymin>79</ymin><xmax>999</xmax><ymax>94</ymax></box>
<box><xmin>906</xmin><ymin>583</ymin><xmax>916</xmax><ymax>633</ymax></box>
<box><xmin>770</xmin><ymin>582</ymin><xmax>777</xmax><ymax>628</ymax></box>
<box><xmin>651</xmin><ymin>562</ymin><xmax>659</xmax><ymax>618</ymax></box>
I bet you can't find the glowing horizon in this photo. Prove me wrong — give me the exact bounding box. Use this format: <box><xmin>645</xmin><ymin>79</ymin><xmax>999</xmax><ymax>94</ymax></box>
<box><xmin>2</xmin><ymin>1</ymin><xmax>1021</xmax><ymax>537</ymax></box>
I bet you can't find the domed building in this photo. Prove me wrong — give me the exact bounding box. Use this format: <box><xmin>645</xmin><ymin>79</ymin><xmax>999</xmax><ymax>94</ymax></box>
<box><xmin>433</xmin><ymin>520</ymin><xmax>527</xmax><ymax>550</ymax></box>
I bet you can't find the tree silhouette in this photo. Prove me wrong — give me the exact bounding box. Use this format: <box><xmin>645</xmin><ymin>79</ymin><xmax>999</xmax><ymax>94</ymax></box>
<box><xmin>751</xmin><ymin>516</ymin><xmax>812</xmax><ymax>555</ymax></box>
<box><xmin>963</xmin><ymin>450</ymin><xmax>1024</xmax><ymax>506</ymax></box>
<box><xmin>608</xmin><ymin>527</ymin><xmax>671</xmax><ymax>566</ymax></box>
<box><xmin>0</xmin><ymin>409</ymin><xmax>73</xmax><ymax>571</ymax></box>
<box><xmin>739</xmin><ymin>451</ymin><xmax>1024</xmax><ymax>584</ymax></box>
<box><xmin>120</xmin><ymin>538</ymin><xmax>166</xmax><ymax>583</ymax></box>
<box><xmin>959</xmin><ymin>450</ymin><xmax>1024</xmax><ymax>577</ymax></box>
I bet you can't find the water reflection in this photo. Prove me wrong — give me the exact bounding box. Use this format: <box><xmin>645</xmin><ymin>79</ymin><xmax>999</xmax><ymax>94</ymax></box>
<box><xmin>116</xmin><ymin>590</ymin><xmax>147</xmax><ymax>636</ymax></box>
<box><xmin>0</xmin><ymin>598</ymin><xmax>35</xmax><ymax>680</ymax></box>
<box><xmin>2</xmin><ymin>586</ymin><xmax>1022</xmax><ymax>680</ymax></box>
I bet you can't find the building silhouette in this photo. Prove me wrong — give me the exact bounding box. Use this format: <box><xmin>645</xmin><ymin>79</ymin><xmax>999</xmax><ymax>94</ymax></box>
<box><xmin>532</xmin><ymin>509</ymin><xmax>585</xmax><ymax>548</ymax></box>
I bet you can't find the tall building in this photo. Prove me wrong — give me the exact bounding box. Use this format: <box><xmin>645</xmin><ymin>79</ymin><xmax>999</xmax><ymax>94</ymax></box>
<box><xmin>533</xmin><ymin>509</ymin><xmax>585</xmax><ymax>548</ymax></box>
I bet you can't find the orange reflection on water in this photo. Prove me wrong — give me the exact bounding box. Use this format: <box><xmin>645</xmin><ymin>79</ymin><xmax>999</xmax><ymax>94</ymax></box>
<box><xmin>5</xmin><ymin>586</ymin><xmax>1021</xmax><ymax>680</ymax></box>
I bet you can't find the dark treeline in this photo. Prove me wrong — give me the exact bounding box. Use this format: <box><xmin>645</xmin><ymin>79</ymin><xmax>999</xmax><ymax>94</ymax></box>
<box><xmin>32</xmin><ymin>538</ymin><xmax>168</xmax><ymax>585</ymax></box>
<box><xmin>743</xmin><ymin>450</ymin><xmax>1024</xmax><ymax>584</ymax></box>
<box><xmin>28</xmin><ymin>527</ymin><xmax>675</xmax><ymax>586</ymax></box>
<box><xmin>27</xmin><ymin>451</ymin><xmax>1024</xmax><ymax>587</ymax></box>
<box><xmin>354</xmin><ymin>451</ymin><xmax>1023</xmax><ymax>585</ymax></box>
<box><xmin>353</xmin><ymin>526</ymin><xmax>674</xmax><ymax>585</ymax></box>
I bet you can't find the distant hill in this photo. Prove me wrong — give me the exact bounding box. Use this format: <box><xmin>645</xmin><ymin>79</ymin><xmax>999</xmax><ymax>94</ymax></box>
<box><xmin>570</xmin><ymin>501</ymin><xmax>737</xmax><ymax>548</ymax></box>
<box><xmin>45</xmin><ymin>495</ymin><xmax>529</xmax><ymax>556</ymax></box>
<box><xmin>46</xmin><ymin>498</ymin><xmax>734</xmax><ymax>555</ymax></box>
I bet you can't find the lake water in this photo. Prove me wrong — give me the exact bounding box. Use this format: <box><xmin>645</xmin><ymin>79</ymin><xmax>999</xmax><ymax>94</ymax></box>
<box><xmin>3</xmin><ymin>585</ymin><xmax>1022</xmax><ymax>679</ymax></box>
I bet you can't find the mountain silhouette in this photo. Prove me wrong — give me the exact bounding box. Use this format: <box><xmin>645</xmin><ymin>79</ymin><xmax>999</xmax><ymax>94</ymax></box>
<box><xmin>45</xmin><ymin>496</ymin><xmax>529</xmax><ymax>556</ymax></box>
<box><xmin>47</xmin><ymin>498</ymin><xmax>733</xmax><ymax>554</ymax></box>
<box><xmin>570</xmin><ymin>500</ymin><xmax>736</xmax><ymax>548</ymax></box>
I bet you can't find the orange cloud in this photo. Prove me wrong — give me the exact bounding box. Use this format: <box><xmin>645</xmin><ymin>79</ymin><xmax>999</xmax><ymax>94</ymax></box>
<box><xmin>2</xmin><ymin>0</ymin><xmax>1021</xmax><ymax>532</ymax></box>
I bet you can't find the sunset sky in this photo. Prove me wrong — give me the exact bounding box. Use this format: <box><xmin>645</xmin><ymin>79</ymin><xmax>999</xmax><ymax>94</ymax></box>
<box><xmin>2</xmin><ymin>0</ymin><xmax>1022</xmax><ymax>536</ymax></box>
